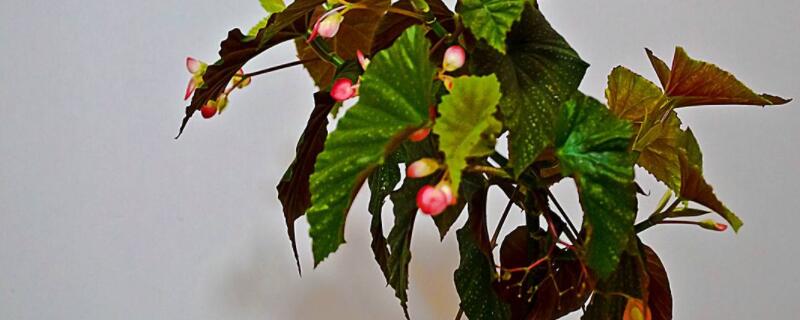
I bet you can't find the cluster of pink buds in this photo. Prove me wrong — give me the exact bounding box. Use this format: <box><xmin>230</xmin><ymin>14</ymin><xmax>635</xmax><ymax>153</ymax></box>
<box><xmin>407</xmin><ymin>158</ymin><xmax>456</xmax><ymax>216</ymax></box>
<box><xmin>184</xmin><ymin>57</ymin><xmax>252</xmax><ymax>119</ymax></box>
<box><xmin>329</xmin><ymin>49</ymin><xmax>370</xmax><ymax>102</ymax></box>
<box><xmin>438</xmin><ymin>45</ymin><xmax>466</xmax><ymax>91</ymax></box>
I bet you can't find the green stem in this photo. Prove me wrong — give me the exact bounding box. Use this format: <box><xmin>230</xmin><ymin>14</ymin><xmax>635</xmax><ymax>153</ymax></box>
<box><xmin>635</xmin><ymin>197</ymin><xmax>682</xmax><ymax>233</ymax></box>
<box><xmin>308</xmin><ymin>36</ymin><xmax>345</xmax><ymax>68</ymax></box>
<box><xmin>467</xmin><ymin>165</ymin><xmax>512</xmax><ymax>179</ymax></box>
<box><xmin>409</xmin><ymin>0</ymin><xmax>449</xmax><ymax>39</ymax></box>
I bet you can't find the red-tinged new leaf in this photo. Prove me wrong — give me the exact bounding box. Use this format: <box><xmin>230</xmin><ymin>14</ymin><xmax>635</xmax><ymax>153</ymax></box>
<box><xmin>678</xmin><ymin>129</ymin><xmax>743</xmax><ymax>231</ymax></box>
<box><xmin>646</xmin><ymin>47</ymin><xmax>791</xmax><ymax>108</ymax></box>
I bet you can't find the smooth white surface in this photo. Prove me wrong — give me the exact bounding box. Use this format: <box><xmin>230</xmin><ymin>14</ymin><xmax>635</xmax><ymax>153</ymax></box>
<box><xmin>0</xmin><ymin>0</ymin><xmax>798</xmax><ymax>319</ymax></box>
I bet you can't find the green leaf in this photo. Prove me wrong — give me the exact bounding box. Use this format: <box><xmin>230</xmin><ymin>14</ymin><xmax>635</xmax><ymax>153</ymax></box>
<box><xmin>306</xmin><ymin>26</ymin><xmax>436</xmax><ymax>265</ymax></box>
<box><xmin>471</xmin><ymin>5</ymin><xmax>588</xmax><ymax>177</ymax></box>
<box><xmin>260</xmin><ymin>0</ymin><xmax>286</xmax><ymax>13</ymax></box>
<box><xmin>606</xmin><ymin>66</ymin><xmax>666</xmax><ymax>122</ymax></box>
<box><xmin>457</xmin><ymin>0</ymin><xmax>525</xmax><ymax>53</ymax></box>
<box><xmin>646</xmin><ymin>47</ymin><xmax>790</xmax><ymax>107</ymax></box>
<box><xmin>434</xmin><ymin>75</ymin><xmax>502</xmax><ymax>192</ymax></box>
<box><xmin>276</xmin><ymin>92</ymin><xmax>336</xmax><ymax>275</ymax></box>
<box><xmin>386</xmin><ymin>177</ymin><xmax>423</xmax><ymax>319</ymax></box>
<box><xmin>367</xmin><ymin>155</ymin><xmax>402</xmax><ymax>280</ymax></box>
<box><xmin>635</xmin><ymin>113</ymin><xmax>684</xmax><ymax>192</ymax></box>
<box><xmin>678</xmin><ymin>129</ymin><xmax>743</xmax><ymax>231</ymax></box>
<box><xmin>454</xmin><ymin>188</ymin><xmax>511</xmax><ymax>320</ymax></box>
<box><xmin>554</xmin><ymin>94</ymin><xmax>636</xmax><ymax>278</ymax></box>
<box><xmin>248</xmin><ymin>16</ymin><xmax>271</xmax><ymax>37</ymax></box>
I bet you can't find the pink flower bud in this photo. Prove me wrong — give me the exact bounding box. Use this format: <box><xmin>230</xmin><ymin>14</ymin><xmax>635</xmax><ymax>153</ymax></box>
<box><xmin>417</xmin><ymin>185</ymin><xmax>449</xmax><ymax>216</ymax></box>
<box><xmin>357</xmin><ymin>49</ymin><xmax>370</xmax><ymax>70</ymax></box>
<box><xmin>185</xmin><ymin>78</ymin><xmax>197</xmax><ymax>100</ymax></box>
<box><xmin>408</xmin><ymin>128</ymin><xmax>431</xmax><ymax>142</ymax></box>
<box><xmin>184</xmin><ymin>57</ymin><xmax>207</xmax><ymax>100</ymax></box>
<box><xmin>200</xmin><ymin>102</ymin><xmax>217</xmax><ymax>119</ymax></box>
<box><xmin>307</xmin><ymin>8</ymin><xmax>345</xmax><ymax>43</ymax></box>
<box><xmin>407</xmin><ymin>158</ymin><xmax>439</xmax><ymax>178</ymax></box>
<box><xmin>186</xmin><ymin>57</ymin><xmax>202</xmax><ymax>73</ymax></box>
<box><xmin>330</xmin><ymin>78</ymin><xmax>356</xmax><ymax>101</ymax></box>
<box><xmin>442</xmin><ymin>45</ymin><xmax>466</xmax><ymax>72</ymax></box>
<box><xmin>698</xmin><ymin>219</ymin><xmax>728</xmax><ymax>232</ymax></box>
<box><xmin>232</xmin><ymin>69</ymin><xmax>251</xmax><ymax>89</ymax></box>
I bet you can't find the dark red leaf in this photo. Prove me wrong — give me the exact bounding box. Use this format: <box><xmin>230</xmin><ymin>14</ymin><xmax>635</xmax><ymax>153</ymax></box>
<box><xmin>642</xmin><ymin>244</ymin><xmax>672</xmax><ymax>320</ymax></box>
<box><xmin>177</xmin><ymin>0</ymin><xmax>325</xmax><ymax>137</ymax></box>
<box><xmin>276</xmin><ymin>91</ymin><xmax>336</xmax><ymax>275</ymax></box>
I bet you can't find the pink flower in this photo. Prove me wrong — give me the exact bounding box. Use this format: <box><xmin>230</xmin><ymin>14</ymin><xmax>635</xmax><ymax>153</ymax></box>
<box><xmin>330</xmin><ymin>78</ymin><xmax>356</xmax><ymax>101</ymax></box>
<box><xmin>185</xmin><ymin>57</ymin><xmax>208</xmax><ymax>100</ymax></box>
<box><xmin>442</xmin><ymin>45</ymin><xmax>466</xmax><ymax>72</ymax></box>
<box><xmin>307</xmin><ymin>7</ymin><xmax>346</xmax><ymax>43</ymax></box>
<box><xmin>407</xmin><ymin>158</ymin><xmax>439</xmax><ymax>178</ymax></box>
<box><xmin>408</xmin><ymin>128</ymin><xmax>431</xmax><ymax>142</ymax></box>
<box><xmin>417</xmin><ymin>185</ymin><xmax>449</xmax><ymax>216</ymax></box>
<box><xmin>357</xmin><ymin>50</ymin><xmax>370</xmax><ymax>70</ymax></box>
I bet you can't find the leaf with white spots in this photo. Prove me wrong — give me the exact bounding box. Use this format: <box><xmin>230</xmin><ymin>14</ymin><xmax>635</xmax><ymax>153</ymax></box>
<box><xmin>471</xmin><ymin>4</ymin><xmax>588</xmax><ymax>178</ymax></box>
<box><xmin>555</xmin><ymin>94</ymin><xmax>637</xmax><ymax>278</ymax></box>
<box><xmin>457</xmin><ymin>0</ymin><xmax>525</xmax><ymax>53</ymax></box>
<box><xmin>306</xmin><ymin>26</ymin><xmax>436</xmax><ymax>265</ymax></box>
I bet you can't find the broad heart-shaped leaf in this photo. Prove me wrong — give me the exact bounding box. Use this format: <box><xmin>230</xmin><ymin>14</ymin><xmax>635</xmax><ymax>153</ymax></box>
<box><xmin>277</xmin><ymin>91</ymin><xmax>336</xmax><ymax>275</ymax></box>
<box><xmin>454</xmin><ymin>185</ymin><xmax>511</xmax><ymax>320</ymax></box>
<box><xmin>646</xmin><ymin>47</ymin><xmax>791</xmax><ymax>108</ymax></box>
<box><xmin>434</xmin><ymin>75</ymin><xmax>502</xmax><ymax>193</ymax></box>
<box><xmin>554</xmin><ymin>94</ymin><xmax>637</xmax><ymax>278</ymax></box>
<box><xmin>471</xmin><ymin>4</ymin><xmax>588</xmax><ymax>178</ymax></box>
<box><xmin>678</xmin><ymin>129</ymin><xmax>743</xmax><ymax>231</ymax></box>
<box><xmin>177</xmin><ymin>0</ymin><xmax>323</xmax><ymax>137</ymax></box>
<box><xmin>385</xmin><ymin>176</ymin><xmax>423</xmax><ymax>319</ymax></box>
<box><xmin>295</xmin><ymin>0</ymin><xmax>390</xmax><ymax>87</ymax></box>
<box><xmin>306</xmin><ymin>26</ymin><xmax>436</xmax><ymax>265</ymax></box>
<box><xmin>366</xmin><ymin>154</ymin><xmax>401</xmax><ymax>280</ymax></box>
<box><xmin>457</xmin><ymin>0</ymin><xmax>525</xmax><ymax>54</ymax></box>
<box><xmin>642</xmin><ymin>244</ymin><xmax>672</xmax><ymax>320</ymax></box>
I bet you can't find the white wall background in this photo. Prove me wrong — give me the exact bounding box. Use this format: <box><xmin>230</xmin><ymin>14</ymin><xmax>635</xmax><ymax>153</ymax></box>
<box><xmin>1</xmin><ymin>0</ymin><xmax>798</xmax><ymax>319</ymax></box>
